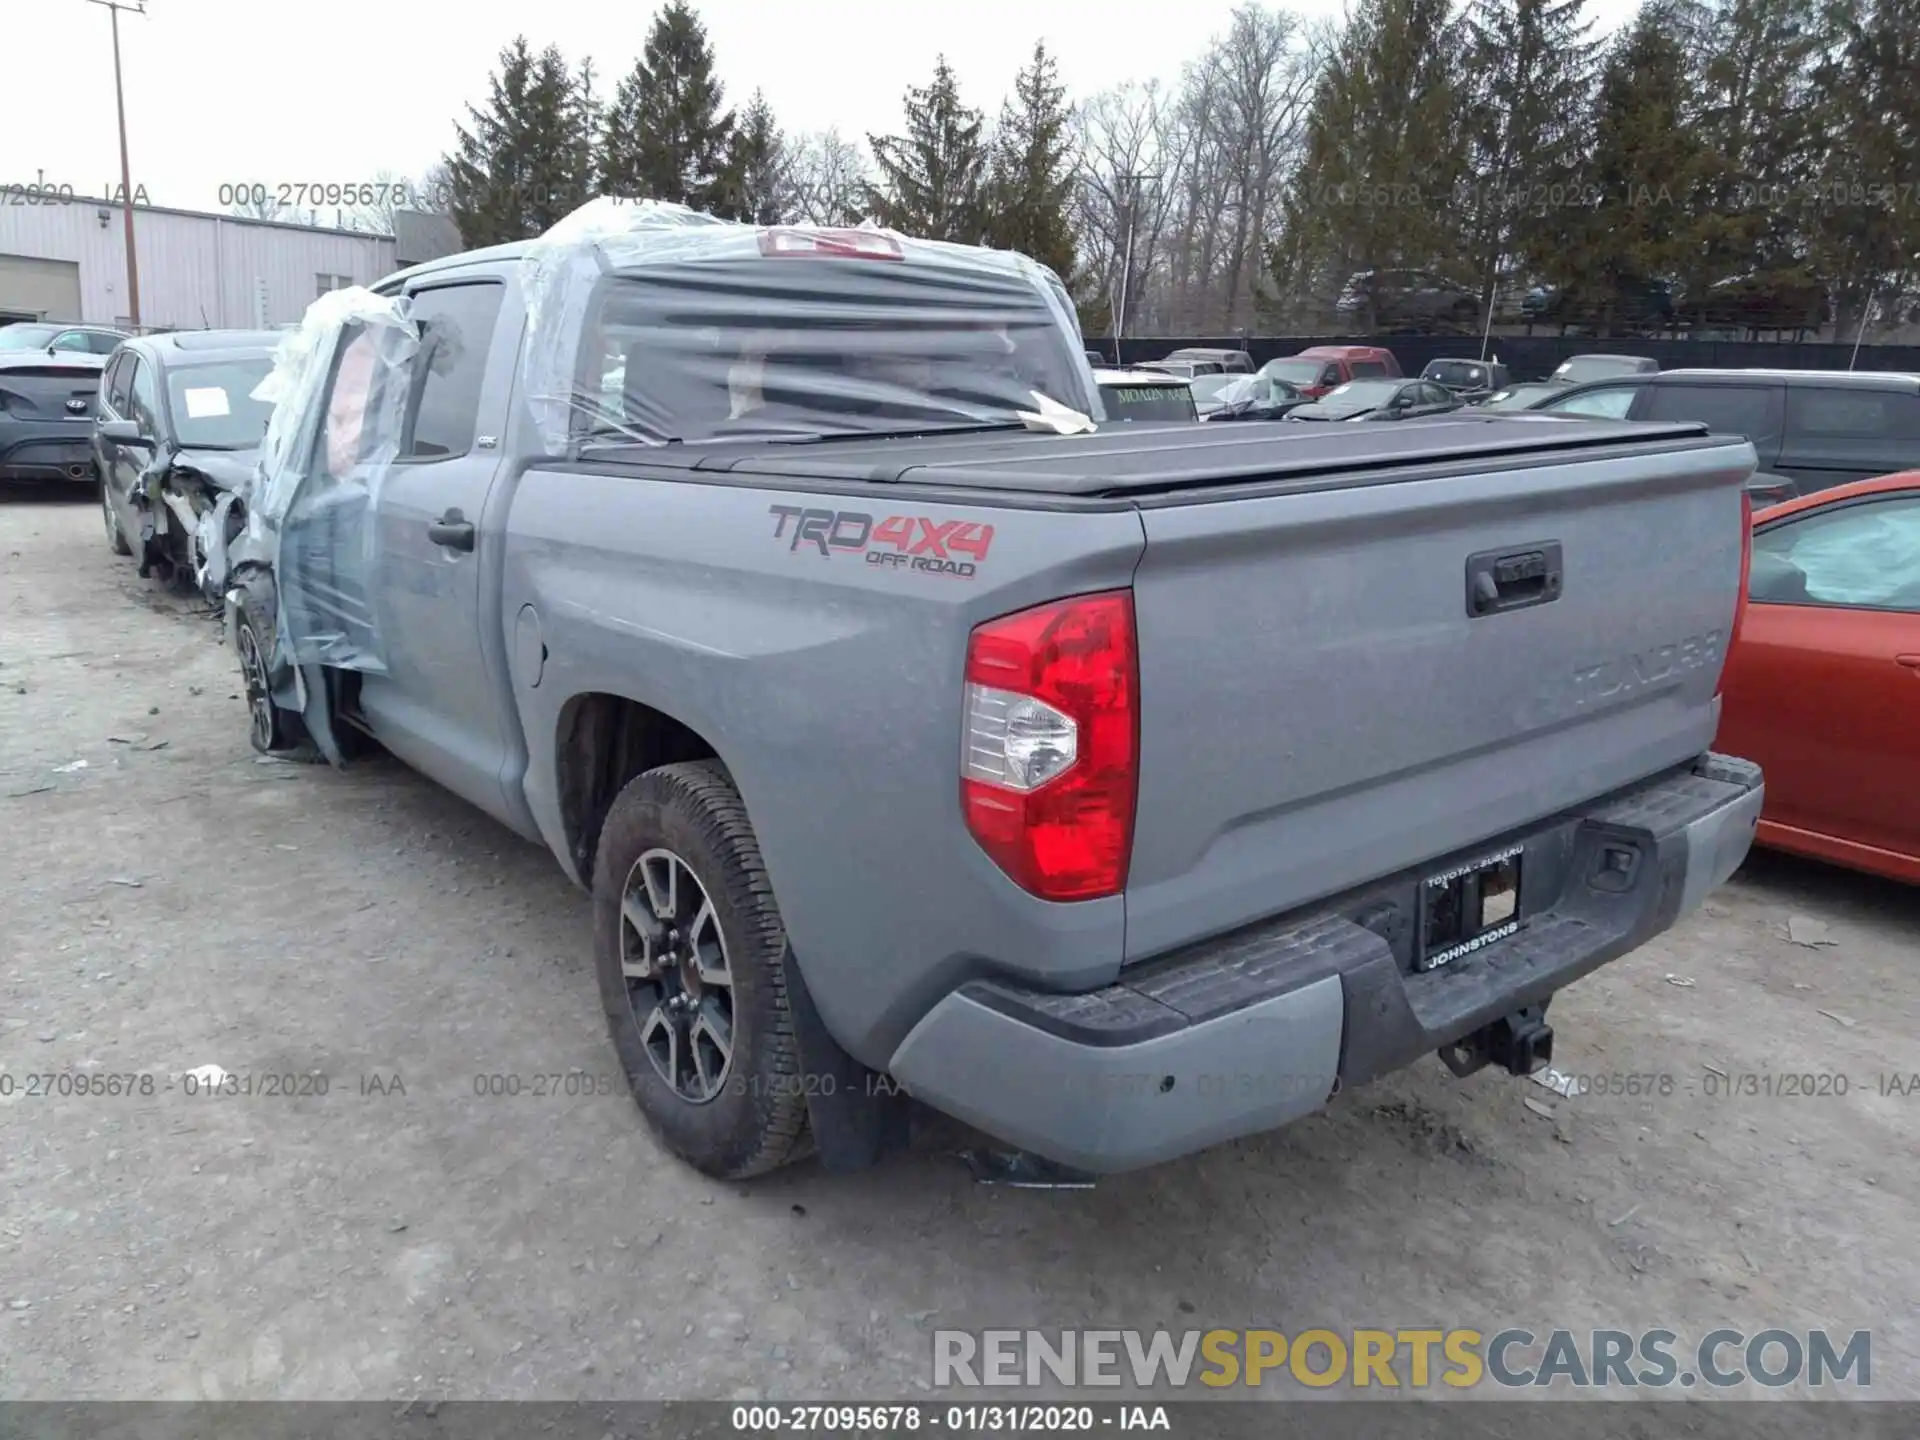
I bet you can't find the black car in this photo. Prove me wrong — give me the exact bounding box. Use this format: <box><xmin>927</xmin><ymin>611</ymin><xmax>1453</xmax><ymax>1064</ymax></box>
<box><xmin>1420</xmin><ymin>357</ymin><xmax>1510</xmax><ymax>404</ymax></box>
<box><xmin>1509</xmin><ymin>368</ymin><xmax>1920</xmax><ymax>500</ymax></box>
<box><xmin>1334</xmin><ymin>270</ymin><xmax>1481</xmax><ymax>333</ymax></box>
<box><xmin>0</xmin><ymin>350</ymin><xmax>108</xmax><ymax>483</ymax></box>
<box><xmin>1287</xmin><ymin>377</ymin><xmax>1462</xmax><ymax>422</ymax></box>
<box><xmin>94</xmin><ymin>330</ymin><xmax>281</xmax><ymax>583</ymax></box>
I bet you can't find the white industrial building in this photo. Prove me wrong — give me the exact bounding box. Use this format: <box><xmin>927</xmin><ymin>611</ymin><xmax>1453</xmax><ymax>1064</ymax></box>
<box><xmin>0</xmin><ymin>198</ymin><xmax>462</xmax><ymax>330</ymax></box>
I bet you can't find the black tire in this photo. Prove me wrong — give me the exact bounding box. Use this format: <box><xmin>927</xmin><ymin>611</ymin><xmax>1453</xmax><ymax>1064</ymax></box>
<box><xmin>101</xmin><ymin>474</ymin><xmax>132</xmax><ymax>556</ymax></box>
<box><xmin>592</xmin><ymin>760</ymin><xmax>810</xmax><ymax>1179</ymax></box>
<box><xmin>230</xmin><ymin>590</ymin><xmax>321</xmax><ymax>762</ymax></box>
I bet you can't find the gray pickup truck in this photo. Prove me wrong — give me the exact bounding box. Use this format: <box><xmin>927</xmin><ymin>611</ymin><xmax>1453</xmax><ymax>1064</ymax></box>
<box><xmin>215</xmin><ymin>204</ymin><xmax>1763</xmax><ymax>1180</ymax></box>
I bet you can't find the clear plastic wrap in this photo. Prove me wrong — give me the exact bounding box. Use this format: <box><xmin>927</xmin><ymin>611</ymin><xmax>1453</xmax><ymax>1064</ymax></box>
<box><xmin>240</xmin><ymin>286</ymin><xmax>420</xmax><ymax>671</ymax></box>
<box><xmin>517</xmin><ymin>198</ymin><xmax>1100</xmax><ymax>453</ymax></box>
<box><xmin>1758</xmin><ymin>497</ymin><xmax>1920</xmax><ymax>607</ymax></box>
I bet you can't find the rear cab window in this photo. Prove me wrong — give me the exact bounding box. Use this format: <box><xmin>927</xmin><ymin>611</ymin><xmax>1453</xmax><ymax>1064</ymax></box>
<box><xmin>1100</xmin><ymin>383</ymin><xmax>1197</xmax><ymax>422</ymax></box>
<box><xmin>571</xmin><ymin>251</ymin><xmax>1093</xmax><ymax>447</ymax></box>
<box><xmin>1350</xmin><ymin>360</ymin><xmax>1389</xmax><ymax>378</ymax></box>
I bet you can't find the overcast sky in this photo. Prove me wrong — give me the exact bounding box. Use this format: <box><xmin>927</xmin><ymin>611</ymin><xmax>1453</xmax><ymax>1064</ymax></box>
<box><xmin>14</xmin><ymin>0</ymin><xmax>1642</xmax><ymax>220</ymax></box>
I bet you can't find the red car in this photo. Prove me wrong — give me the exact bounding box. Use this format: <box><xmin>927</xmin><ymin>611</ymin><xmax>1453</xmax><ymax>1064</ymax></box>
<box><xmin>1716</xmin><ymin>472</ymin><xmax>1920</xmax><ymax>883</ymax></box>
<box><xmin>1256</xmin><ymin>345</ymin><xmax>1402</xmax><ymax>399</ymax></box>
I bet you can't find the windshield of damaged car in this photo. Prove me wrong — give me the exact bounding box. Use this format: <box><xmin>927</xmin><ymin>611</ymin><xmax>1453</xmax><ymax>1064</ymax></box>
<box><xmin>573</xmin><ymin>260</ymin><xmax>1094</xmax><ymax>444</ymax></box>
<box><xmin>164</xmin><ymin>358</ymin><xmax>279</xmax><ymax>448</ymax></box>
<box><xmin>1318</xmin><ymin>379</ymin><xmax>1403</xmax><ymax>406</ymax></box>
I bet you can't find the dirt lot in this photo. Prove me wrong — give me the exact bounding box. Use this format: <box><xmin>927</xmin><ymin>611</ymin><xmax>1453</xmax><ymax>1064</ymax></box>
<box><xmin>2</xmin><ymin>484</ymin><xmax>1917</xmax><ymax>1405</ymax></box>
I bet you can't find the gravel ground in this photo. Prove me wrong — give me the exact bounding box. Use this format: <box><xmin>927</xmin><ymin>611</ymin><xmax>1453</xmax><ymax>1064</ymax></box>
<box><xmin>2</xmin><ymin>484</ymin><xmax>1917</xmax><ymax>1404</ymax></box>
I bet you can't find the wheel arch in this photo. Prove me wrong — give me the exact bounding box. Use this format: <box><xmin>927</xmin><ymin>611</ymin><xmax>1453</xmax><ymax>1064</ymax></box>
<box><xmin>554</xmin><ymin>690</ymin><xmax>724</xmax><ymax>883</ymax></box>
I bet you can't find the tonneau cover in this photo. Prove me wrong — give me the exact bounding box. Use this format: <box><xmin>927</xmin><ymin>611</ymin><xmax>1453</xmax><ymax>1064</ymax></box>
<box><xmin>652</xmin><ymin>413</ymin><xmax>1721</xmax><ymax>498</ymax></box>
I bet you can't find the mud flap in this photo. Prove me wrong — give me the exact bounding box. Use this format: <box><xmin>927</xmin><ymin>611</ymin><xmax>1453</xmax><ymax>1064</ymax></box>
<box><xmin>295</xmin><ymin>660</ymin><xmax>347</xmax><ymax>768</ymax></box>
<box><xmin>782</xmin><ymin>949</ymin><xmax>911</xmax><ymax>1171</ymax></box>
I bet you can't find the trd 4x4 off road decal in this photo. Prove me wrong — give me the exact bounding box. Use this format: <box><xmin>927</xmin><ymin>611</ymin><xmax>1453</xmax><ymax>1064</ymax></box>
<box><xmin>768</xmin><ymin>505</ymin><xmax>994</xmax><ymax>578</ymax></box>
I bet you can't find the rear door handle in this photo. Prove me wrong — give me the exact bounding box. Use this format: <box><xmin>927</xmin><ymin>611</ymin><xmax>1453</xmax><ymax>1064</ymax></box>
<box><xmin>427</xmin><ymin>507</ymin><xmax>475</xmax><ymax>552</ymax></box>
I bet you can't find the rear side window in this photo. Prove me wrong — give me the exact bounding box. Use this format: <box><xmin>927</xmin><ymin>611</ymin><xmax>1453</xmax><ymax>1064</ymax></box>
<box><xmin>403</xmin><ymin>282</ymin><xmax>504</xmax><ymax>459</ymax></box>
<box><xmin>127</xmin><ymin>357</ymin><xmax>159</xmax><ymax>432</ymax></box>
<box><xmin>1639</xmin><ymin>383</ymin><xmax>1780</xmax><ymax>439</ymax></box>
<box><xmin>86</xmin><ymin>331</ymin><xmax>122</xmax><ymax>355</ymax></box>
<box><xmin>104</xmin><ymin>354</ymin><xmax>132</xmax><ymax>415</ymax></box>
<box><xmin>1785</xmin><ymin>387</ymin><xmax>1920</xmax><ymax>442</ymax></box>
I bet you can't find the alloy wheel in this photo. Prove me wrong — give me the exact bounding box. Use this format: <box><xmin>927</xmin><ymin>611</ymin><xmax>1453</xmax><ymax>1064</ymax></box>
<box><xmin>619</xmin><ymin>847</ymin><xmax>736</xmax><ymax>1104</ymax></box>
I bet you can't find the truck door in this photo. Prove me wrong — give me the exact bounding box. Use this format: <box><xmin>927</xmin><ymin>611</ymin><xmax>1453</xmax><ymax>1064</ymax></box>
<box><xmin>355</xmin><ymin>277</ymin><xmax>520</xmax><ymax>822</ymax></box>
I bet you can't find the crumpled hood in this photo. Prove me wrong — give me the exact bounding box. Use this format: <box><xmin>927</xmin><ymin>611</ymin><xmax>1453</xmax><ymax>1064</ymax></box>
<box><xmin>169</xmin><ymin>447</ymin><xmax>260</xmax><ymax>493</ymax></box>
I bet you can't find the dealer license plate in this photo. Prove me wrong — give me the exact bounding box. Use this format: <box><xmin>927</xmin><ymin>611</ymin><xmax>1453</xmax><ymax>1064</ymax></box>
<box><xmin>1417</xmin><ymin>845</ymin><xmax>1523</xmax><ymax>972</ymax></box>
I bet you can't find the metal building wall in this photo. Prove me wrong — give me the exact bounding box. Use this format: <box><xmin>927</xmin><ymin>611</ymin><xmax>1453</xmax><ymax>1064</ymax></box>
<box><xmin>0</xmin><ymin>198</ymin><xmax>396</xmax><ymax>329</ymax></box>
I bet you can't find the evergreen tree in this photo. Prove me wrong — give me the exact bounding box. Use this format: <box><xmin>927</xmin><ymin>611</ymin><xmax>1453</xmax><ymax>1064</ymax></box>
<box><xmin>718</xmin><ymin>90</ymin><xmax>790</xmax><ymax>224</ymax></box>
<box><xmin>1459</xmin><ymin>0</ymin><xmax>1600</xmax><ymax>306</ymax></box>
<box><xmin>980</xmin><ymin>40</ymin><xmax>1078</xmax><ymax>283</ymax></box>
<box><xmin>446</xmin><ymin>38</ymin><xmax>600</xmax><ymax>246</ymax></box>
<box><xmin>1805</xmin><ymin>0</ymin><xmax>1920</xmax><ymax>334</ymax></box>
<box><xmin>1688</xmin><ymin>0</ymin><xmax>1824</xmax><ymax>295</ymax></box>
<box><xmin>1565</xmin><ymin>0</ymin><xmax>1714</xmax><ymax>332</ymax></box>
<box><xmin>602</xmin><ymin>0</ymin><xmax>736</xmax><ymax>210</ymax></box>
<box><xmin>1282</xmin><ymin>0</ymin><xmax>1470</xmax><ymax>325</ymax></box>
<box><xmin>866</xmin><ymin>58</ymin><xmax>988</xmax><ymax>242</ymax></box>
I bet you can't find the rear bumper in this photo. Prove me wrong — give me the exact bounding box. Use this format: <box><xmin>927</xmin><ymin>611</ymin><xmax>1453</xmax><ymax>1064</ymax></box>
<box><xmin>889</xmin><ymin>753</ymin><xmax>1762</xmax><ymax>1173</ymax></box>
<box><xmin>0</xmin><ymin>423</ymin><xmax>96</xmax><ymax>481</ymax></box>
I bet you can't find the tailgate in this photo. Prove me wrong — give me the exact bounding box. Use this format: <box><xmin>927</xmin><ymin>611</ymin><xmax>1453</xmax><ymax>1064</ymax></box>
<box><xmin>1122</xmin><ymin>433</ymin><xmax>1753</xmax><ymax>960</ymax></box>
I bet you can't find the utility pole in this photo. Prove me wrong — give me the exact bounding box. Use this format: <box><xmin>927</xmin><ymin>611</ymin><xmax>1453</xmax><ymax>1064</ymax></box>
<box><xmin>1112</xmin><ymin>172</ymin><xmax>1158</xmax><ymax>365</ymax></box>
<box><xmin>88</xmin><ymin>0</ymin><xmax>147</xmax><ymax>330</ymax></box>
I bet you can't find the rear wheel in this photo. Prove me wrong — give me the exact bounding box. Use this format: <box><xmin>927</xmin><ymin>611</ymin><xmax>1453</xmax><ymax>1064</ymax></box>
<box><xmin>100</xmin><ymin>474</ymin><xmax>131</xmax><ymax>556</ymax></box>
<box><xmin>592</xmin><ymin>760</ymin><xmax>811</xmax><ymax>1178</ymax></box>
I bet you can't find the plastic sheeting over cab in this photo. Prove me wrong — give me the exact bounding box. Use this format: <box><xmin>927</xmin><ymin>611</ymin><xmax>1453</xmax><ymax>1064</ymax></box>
<box><xmin>242</xmin><ymin>196</ymin><xmax>1098</xmax><ymax>672</ymax></box>
<box><xmin>517</xmin><ymin>197</ymin><xmax>1100</xmax><ymax>452</ymax></box>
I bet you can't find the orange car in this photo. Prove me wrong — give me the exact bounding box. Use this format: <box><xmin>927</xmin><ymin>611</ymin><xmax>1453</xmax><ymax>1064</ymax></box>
<box><xmin>1715</xmin><ymin>471</ymin><xmax>1920</xmax><ymax>883</ymax></box>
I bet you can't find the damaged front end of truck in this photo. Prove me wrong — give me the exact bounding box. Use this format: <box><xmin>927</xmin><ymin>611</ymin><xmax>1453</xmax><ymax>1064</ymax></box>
<box><xmin>215</xmin><ymin>288</ymin><xmax>421</xmax><ymax>766</ymax></box>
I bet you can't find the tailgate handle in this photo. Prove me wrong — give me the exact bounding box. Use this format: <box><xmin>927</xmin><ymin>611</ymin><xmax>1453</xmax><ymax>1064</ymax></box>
<box><xmin>1467</xmin><ymin>542</ymin><xmax>1563</xmax><ymax>617</ymax></box>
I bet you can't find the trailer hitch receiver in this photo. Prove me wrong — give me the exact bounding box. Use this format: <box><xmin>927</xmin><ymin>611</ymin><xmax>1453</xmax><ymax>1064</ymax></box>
<box><xmin>1439</xmin><ymin>1005</ymin><xmax>1554</xmax><ymax>1078</ymax></box>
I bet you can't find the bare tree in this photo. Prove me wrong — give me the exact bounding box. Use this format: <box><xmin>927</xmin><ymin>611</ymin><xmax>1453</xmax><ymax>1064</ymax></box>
<box><xmin>1071</xmin><ymin>80</ymin><xmax>1187</xmax><ymax>336</ymax></box>
<box><xmin>786</xmin><ymin>129</ymin><xmax>870</xmax><ymax>225</ymax></box>
<box><xmin>1073</xmin><ymin>4</ymin><xmax>1315</xmax><ymax>337</ymax></box>
<box><xmin>1160</xmin><ymin>4</ymin><xmax>1317</xmax><ymax>332</ymax></box>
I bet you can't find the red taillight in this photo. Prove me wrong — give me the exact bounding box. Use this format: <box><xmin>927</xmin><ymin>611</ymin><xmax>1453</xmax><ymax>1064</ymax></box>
<box><xmin>961</xmin><ymin>590</ymin><xmax>1138</xmax><ymax>901</ymax></box>
<box><xmin>1719</xmin><ymin>488</ymin><xmax>1753</xmax><ymax>697</ymax></box>
<box><xmin>757</xmin><ymin>227</ymin><xmax>903</xmax><ymax>260</ymax></box>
